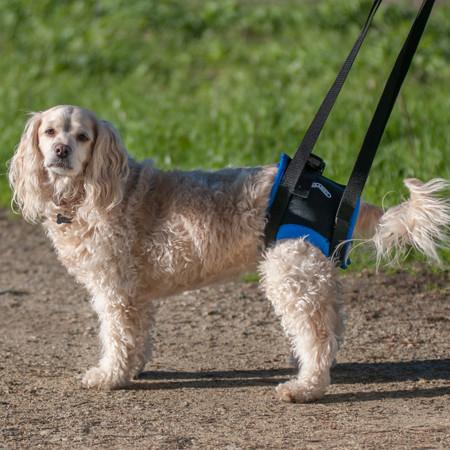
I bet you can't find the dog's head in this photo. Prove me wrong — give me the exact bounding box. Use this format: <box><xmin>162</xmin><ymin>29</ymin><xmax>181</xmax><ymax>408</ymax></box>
<box><xmin>9</xmin><ymin>105</ymin><xmax>129</xmax><ymax>222</ymax></box>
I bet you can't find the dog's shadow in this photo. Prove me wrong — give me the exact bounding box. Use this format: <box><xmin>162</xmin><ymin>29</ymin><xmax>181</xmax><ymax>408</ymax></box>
<box><xmin>133</xmin><ymin>359</ymin><xmax>450</xmax><ymax>403</ymax></box>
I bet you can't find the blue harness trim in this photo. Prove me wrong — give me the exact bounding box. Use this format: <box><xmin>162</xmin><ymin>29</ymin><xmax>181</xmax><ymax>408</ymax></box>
<box><xmin>268</xmin><ymin>154</ymin><xmax>360</xmax><ymax>269</ymax></box>
<box><xmin>269</xmin><ymin>153</ymin><xmax>290</xmax><ymax>209</ymax></box>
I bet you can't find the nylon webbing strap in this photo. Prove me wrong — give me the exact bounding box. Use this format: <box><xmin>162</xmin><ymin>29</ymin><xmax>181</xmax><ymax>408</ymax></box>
<box><xmin>265</xmin><ymin>0</ymin><xmax>382</xmax><ymax>245</ymax></box>
<box><xmin>331</xmin><ymin>0</ymin><xmax>435</xmax><ymax>260</ymax></box>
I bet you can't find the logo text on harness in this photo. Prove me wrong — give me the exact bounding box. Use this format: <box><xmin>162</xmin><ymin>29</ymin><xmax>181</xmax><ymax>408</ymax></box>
<box><xmin>312</xmin><ymin>182</ymin><xmax>332</xmax><ymax>198</ymax></box>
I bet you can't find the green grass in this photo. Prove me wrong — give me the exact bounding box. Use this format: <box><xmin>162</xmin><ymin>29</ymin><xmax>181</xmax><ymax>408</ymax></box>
<box><xmin>1</xmin><ymin>0</ymin><xmax>448</xmax><ymax>265</ymax></box>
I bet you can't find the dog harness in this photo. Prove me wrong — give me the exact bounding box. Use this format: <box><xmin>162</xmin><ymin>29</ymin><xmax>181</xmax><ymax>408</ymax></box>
<box><xmin>265</xmin><ymin>0</ymin><xmax>435</xmax><ymax>269</ymax></box>
<box><xmin>268</xmin><ymin>153</ymin><xmax>360</xmax><ymax>268</ymax></box>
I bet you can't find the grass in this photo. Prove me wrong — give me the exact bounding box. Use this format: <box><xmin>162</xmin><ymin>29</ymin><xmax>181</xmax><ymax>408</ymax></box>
<box><xmin>1</xmin><ymin>0</ymin><xmax>448</xmax><ymax>266</ymax></box>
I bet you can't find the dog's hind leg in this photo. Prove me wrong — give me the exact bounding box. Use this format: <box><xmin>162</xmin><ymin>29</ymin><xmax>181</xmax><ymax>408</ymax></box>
<box><xmin>259</xmin><ymin>239</ymin><xmax>343</xmax><ymax>403</ymax></box>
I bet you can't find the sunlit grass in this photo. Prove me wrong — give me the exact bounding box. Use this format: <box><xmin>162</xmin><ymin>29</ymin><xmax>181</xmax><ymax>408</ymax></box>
<box><xmin>1</xmin><ymin>0</ymin><xmax>448</xmax><ymax>266</ymax></box>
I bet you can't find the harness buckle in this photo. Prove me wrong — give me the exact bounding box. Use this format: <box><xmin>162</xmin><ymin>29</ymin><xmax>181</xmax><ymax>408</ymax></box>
<box><xmin>306</xmin><ymin>154</ymin><xmax>326</xmax><ymax>174</ymax></box>
<box><xmin>293</xmin><ymin>154</ymin><xmax>326</xmax><ymax>198</ymax></box>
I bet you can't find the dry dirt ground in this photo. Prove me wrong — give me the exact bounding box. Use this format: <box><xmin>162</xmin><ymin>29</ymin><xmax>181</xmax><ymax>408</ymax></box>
<box><xmin>0</xmin><ymin>208</ymin><xmax>449</xmax><ymax>449</ymax></box>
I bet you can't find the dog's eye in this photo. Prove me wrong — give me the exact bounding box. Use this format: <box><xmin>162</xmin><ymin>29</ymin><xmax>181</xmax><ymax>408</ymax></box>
<box><xmin>44</xmin><ymin>128</ymin><xmax>55</xmax><ymax>137</ymax></box>
<box><xmin>77</xmin><ymin>133</ymin><xmax>90</xmax><ymax>142</ymax></box>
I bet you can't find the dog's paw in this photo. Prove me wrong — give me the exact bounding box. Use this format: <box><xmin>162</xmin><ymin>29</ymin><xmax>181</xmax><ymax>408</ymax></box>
<box><xmin>81</xmin><ymin>367</ymin><xmax>129</xmax><ymax>390</ymax></box>
<box><xmin>275</xmin><ymin>379</ymin><xmax>326</xmax><ymax>403</ymax></box>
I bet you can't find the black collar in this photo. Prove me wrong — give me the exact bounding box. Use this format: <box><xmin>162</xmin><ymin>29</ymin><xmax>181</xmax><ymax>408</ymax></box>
<box><xmin>56</xmin><ymin>213</ymin><xmax>72</xmax><ymax>225</ymax></box>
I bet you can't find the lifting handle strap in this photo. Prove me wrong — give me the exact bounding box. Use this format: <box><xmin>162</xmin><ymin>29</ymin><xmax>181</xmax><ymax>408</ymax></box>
<box><xmin>331</xmin><ymin>0</ymin><xmax>435</xmax><ymax>260</ymax></box>
<box><xmin>265</xmin><ymin>0</ymin><xmax>382</xmax><ymax>245</ymax></box>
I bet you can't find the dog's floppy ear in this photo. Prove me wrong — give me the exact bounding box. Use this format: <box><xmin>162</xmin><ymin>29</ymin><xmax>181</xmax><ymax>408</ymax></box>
<box><xmin>83</xmin><ymin>119</ymin><xmax>129</xmax><ymax>212</ymax></box>
<box><xmin>8</xmin><ymin>112</ymin><xmax>47</xmax><ymax>222</ymax></box>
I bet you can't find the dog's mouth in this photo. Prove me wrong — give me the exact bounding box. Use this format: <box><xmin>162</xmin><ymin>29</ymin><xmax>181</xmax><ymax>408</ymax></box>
<box><xmin>46</xmin><ymin>161</ymin><xmax>74</xmax><ymax>175</ymax></box>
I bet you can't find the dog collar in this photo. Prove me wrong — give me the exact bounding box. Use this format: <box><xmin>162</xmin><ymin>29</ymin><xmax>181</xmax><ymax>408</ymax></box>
<box><xmin>56</xmin><ymin>213</ymin><xmax>72</xmax><ymax>225</ymax></box>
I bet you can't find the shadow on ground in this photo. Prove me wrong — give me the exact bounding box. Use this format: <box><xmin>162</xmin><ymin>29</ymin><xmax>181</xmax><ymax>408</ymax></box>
<box><xmin>135</xmin><ymin>358</ymin><xmax>450</xmax><ymax>402</ymax></box>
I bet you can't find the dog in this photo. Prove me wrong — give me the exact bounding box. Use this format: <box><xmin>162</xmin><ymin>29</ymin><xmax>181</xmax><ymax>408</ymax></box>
<box><xmin>8</xmin><ymin>105</ymin><xmax>449</xmax><ymax>402</ymax></box>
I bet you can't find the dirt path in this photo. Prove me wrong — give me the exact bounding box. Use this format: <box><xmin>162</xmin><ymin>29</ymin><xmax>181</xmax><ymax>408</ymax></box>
<box><xmin>0</xmin><ymin>209</ymin><xmax>449</xmax><ymax>449</ymax></box>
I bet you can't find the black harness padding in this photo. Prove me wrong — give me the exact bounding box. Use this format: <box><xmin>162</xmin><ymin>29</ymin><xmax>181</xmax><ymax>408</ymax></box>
<box><xmin>265</xmin><ymin>0</ymin><xmax>435</xmax><ymax>268</ymax></box>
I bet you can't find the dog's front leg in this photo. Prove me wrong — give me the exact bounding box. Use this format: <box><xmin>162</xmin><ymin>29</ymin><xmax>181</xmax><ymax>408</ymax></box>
<box><xmin>82</xmin><ymin>292</ymin><xmax>146</xmax><ymax>390</ymax></box>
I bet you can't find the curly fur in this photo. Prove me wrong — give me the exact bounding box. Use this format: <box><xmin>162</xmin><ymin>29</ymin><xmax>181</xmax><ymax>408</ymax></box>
<box><xmin>371</xmin><ymin>178</ymin><xmax>450</xmax><ymax>266</ymax></box>
<box><xmin>8</xmin><ymin>105</ymin><xmax>450</xmax><ymax>402</ymax></box>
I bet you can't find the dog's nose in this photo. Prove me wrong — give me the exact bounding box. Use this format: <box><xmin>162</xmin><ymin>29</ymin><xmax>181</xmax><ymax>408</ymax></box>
<box><xmin>55</xmin><ymin>144</ymin><xmax>71</xmax><ymax>159</ymax></box>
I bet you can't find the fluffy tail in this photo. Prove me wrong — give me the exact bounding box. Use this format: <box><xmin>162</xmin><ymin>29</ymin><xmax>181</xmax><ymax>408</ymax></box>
<box><xmin>355</xmin><ymin>178</ymin><xmax>450</xmax><ymax>265</ymax></box>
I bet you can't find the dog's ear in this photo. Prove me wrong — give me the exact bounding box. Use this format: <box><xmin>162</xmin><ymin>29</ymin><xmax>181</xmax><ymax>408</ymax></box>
<box><xmin>8</xmin><ymin>112</ymin><xmax>47</xmax><ymax>222</ymax></box>
<box><xmin>83</xmin><ymin>119</ymin><xmax>129</xmax><ymax>213</ymax></box>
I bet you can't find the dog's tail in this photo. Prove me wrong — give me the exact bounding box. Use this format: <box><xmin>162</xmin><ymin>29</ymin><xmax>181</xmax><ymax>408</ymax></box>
<box><xmin>355</xmin><ymin>178</ymin><xmax>450</xmax><ymax>265</ymax></box>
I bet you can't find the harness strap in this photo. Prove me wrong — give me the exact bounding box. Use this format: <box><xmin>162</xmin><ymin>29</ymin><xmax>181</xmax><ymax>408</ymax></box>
<box><xmin>265</xmin><ymin>0</ymin><xmax>382</xmax><ymax>245</ymax></box>
<box><xmin>330</xmin><ymin>0</ymin><xmax>436</xmax><ymax>261</ymax></box>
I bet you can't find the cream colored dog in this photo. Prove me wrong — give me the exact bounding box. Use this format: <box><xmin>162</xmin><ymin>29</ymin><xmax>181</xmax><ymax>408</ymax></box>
<box><xmin>9</xmin><ymin>105</ymin><xmax>449</xmax><ymax>402</ymax></box>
